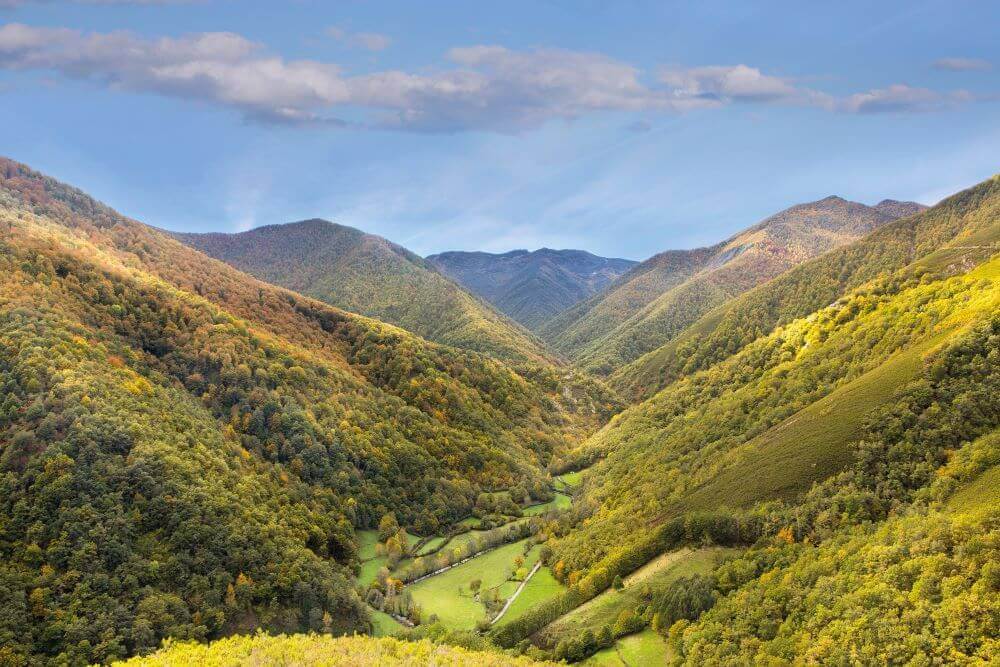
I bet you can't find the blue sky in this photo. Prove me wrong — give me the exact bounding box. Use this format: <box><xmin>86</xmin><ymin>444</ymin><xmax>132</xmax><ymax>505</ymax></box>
<box><xmin>0</xmin><ymin>1</ymin><xmax>997</xmax><ymax>259</ymax></box>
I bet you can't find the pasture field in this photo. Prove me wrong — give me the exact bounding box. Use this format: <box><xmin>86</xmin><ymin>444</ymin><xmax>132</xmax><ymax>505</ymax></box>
<box><xmin>357</xmin><ymin>529</ymin><xmax>422</xmax><ymax>586</ymax></box>
<box><xmin>357</xmin><ymin>529</ymin><xmax>380</xmax><ymax>560</ymax></box>
<box><xmin>416</xmin><ymin>536</ymin><xmax>448</xmax><ymax>555</ymax></box>
<box><xmin>408</xmin><ymin>538</ymin><xmax>538</xmax><ymax>630</ymax></box>
<box><xmin>583</xmin><ymin>629</ymin><xmax>670</xmax><ymax>666</ymax></box>
<box><xmin>369</xmin><ymin>610</ymin><xmax>404</xmax><ymax>637</ymax></box>
<box><xmin>555</xmin><ymin>471</ymin><xmax>583</xmax><ymax>491</ymax></box>
<box><xmin>495</xmin><ymin>566</ymin><xmax>566</xmax><ymax>628</ymax></box>
<box><xmin>524</xmin><ymin>493</ymin><xmax>572</xmax><ymax>516</ymax></box>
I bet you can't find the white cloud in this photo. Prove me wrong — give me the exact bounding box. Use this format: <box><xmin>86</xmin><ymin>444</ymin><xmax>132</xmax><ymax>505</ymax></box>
<box><xmin>661</xmin><ymin>64</ymin><xmax>793</xmax><ymax>101</ymax></box>
<box><xmin>839</xmin><ymin>84</ymin><xmax>973</xmax><ymax>113</ymax></box>
<box><xmin>932</xmin><ymin>57</ymin><xmax>992</xmax><ymax>72</ymax></box>
<box><xmin>326</xmin><ymin>26</ymin><xmax>391</xmax><ymax>52</ymax></box>
<box><xmin>0</xmin><ymin>24</ymin><xmax>981</xmax><ymax>131</ymax></box>
<box><xmin>659</xmin><ymin>64</ymin><xmax>837</xmax><ymax>110</ymax></box>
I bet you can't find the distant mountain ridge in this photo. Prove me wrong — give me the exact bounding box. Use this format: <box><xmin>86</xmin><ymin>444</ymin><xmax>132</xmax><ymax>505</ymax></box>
<box><xmin>176</xmin><ymin>219</ymin><xmax>556</xmax><ymax>365</ymax></box>
<box><xmin>426</xmin><ymin>248</ymin><xmax>637</xmax><ymax>331</ymax></box>
<box><xmin>540</xmin><ymin>195</ymin><xmax>928</xmax><ymax>376</ymax></box>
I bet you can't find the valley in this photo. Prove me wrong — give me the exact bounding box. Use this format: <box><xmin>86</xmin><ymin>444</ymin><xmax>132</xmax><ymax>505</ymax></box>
<box><xmin>0</xmin><ymin>158</ymin><xmax>996</xmax><ymax>666</ymax></box>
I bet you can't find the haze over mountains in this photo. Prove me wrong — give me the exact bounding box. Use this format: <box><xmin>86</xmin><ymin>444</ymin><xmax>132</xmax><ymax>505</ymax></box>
<box><xmin>426</xmin><ymin>249</ymin><xmax>636</xmax><ymax>330</ymax></box>
<box><xmin>1</xmin><ymin>155</ymin><xmax>997</xmax><ymax>667</ymax></box>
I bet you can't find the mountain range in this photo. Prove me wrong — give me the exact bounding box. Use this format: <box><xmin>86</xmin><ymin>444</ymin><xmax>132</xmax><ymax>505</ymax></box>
<box><xmin>176</xmin><ymin>220</ymin><xmax>554</xmax><ymax>365</ymax></box>
<box><xmin>540</xmin><ymin>195</ymin><xmax>927</xmax><ymax>379</ymax></box>
<box><xmin>1</xmin><ymin>155</ymin><xmax>997</xmax><ymax>667</ymax></box>
<box><xmin>426</xmin><ymin>249</ymin><xmax>636</xmax><ymax>331</ymax></box>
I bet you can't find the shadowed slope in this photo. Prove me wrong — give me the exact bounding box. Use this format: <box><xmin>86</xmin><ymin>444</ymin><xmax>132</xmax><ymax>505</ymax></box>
<box><xmin>427</xmin><ymin>248</ymin><xmax>636</xmax><ymax>331</ymax></box>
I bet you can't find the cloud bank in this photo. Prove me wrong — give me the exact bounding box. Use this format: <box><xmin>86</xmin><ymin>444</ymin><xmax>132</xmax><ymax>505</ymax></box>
<box><xmin>0</xmin><ymin>23</ymin><xmax>981</xmax><ymax>131</ymax></box>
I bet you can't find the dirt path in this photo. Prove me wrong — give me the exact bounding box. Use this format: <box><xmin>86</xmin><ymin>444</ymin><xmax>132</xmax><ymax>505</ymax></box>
<box><xmin>490</xmin><ymin>561</ymin><xmax>541</xmax><ymax>625</ymax></box>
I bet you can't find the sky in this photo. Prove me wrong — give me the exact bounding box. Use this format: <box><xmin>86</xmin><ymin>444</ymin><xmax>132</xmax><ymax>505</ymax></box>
<box><xmin>0</xmin><ymin>1</ymin><xmax>997</xmax><ymax>260</ymax></box>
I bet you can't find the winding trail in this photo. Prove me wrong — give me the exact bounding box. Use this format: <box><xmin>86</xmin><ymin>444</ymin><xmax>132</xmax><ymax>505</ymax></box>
<box><xmin>490</xmin><ymin>561</ymin><xmax>542</xmax><ymax>625</ymax></box>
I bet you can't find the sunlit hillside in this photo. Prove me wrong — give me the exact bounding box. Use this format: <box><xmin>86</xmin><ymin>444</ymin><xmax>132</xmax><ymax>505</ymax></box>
<box><xmin>542</xmin><ymin>196</ymin><xmax>925</xmax><ymax>378</ymax></box>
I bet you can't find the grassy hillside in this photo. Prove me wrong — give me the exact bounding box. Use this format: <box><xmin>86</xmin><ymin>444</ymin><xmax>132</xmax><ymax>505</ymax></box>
<box><xmin>0</xmin><ymin>157</ymin><xmax>612</xmax><ymax>665</ymax></box>
<box><xmin>178</xmin><ymin>220</ymin><xmax>556</xmax><ymax>365</ymax></box>
<box><xmin>614</xmin><ymin>179</ymin><xmax>997</xmax><ymax>400</ymax></box>
<box><xmin>495</xmin><ymin>298</ymin><xmax>997</xmax><ymax>660</ymax></box>
<box><xmin>552</xmin><ymin>249</ymin><xmax>998</xmax><ymax>579</ymax></box>
<box><xmin>542</xmin><ymin>196</ymin><xmax>923</xmax><ymax>378</ymax></box>
<box><xmin>114</xmin><ymin>633</ymin><xmax>555</xmax><ymax>666</ymax></box>
<box><xmin>427</xmin><ymin>249</ymin><xmax>636</xmax><ymax>331</ymax></box>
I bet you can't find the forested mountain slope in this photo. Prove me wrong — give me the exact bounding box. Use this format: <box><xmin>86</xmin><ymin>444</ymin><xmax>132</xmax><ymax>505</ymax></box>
<box><xmin>426</xmin><ymin>249</ymin><xmax>636</xmax><ymax>331</ymax></box>
<box><xmin>554</xmin><ymin>251</ymin><xmax>998</xmax><ymax>577</ymax></box>
<box><xmin>545</xmin><ymin>176</ymin><xmax>998</xmax><ymax>579</ymax></box>
<box><xmin>490</xmin><ymin>180</ymin><xmax>997</xmax><ymax>662</ymax></box>
<box><xmin>541</xmin><ymin>196</ymin><xmax>924</xmax><ymax>376</ymax></box>
<box><xmin>178</xmin><ymin>220</ymin><xmax>554</xmax><ymax>365</ymax></box>
<box><xmin>0</xmin><ymin>158</ymin><xmax>614</xmax><ymax>665</ymax></box>
<box><xmin>614</xmin><ymin>180</ymin><xmax>996</xmax><ymax>400</ymax></box>
<box><xmin>672</xmin><ymin>430</ymin><xmax>1000</xmax><ymax>663</ymax></box>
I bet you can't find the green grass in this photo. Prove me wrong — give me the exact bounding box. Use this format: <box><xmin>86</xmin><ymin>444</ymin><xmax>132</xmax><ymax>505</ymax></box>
<box><xmin>370</xmin><ymin>610</ymin><xmax>404</xmax><ymax>637</ymax></box>
<box><xmin>679</xmin><ymin>337</ymin><xmax>938</xmax><ymax>513</ymax></box>
<box><xmin>359</xmin><ymin>558</ymin><xmax>388</xmax><ymax>587</ymax></box>
<box><xmin>946</xmin><ymin>465</ymin><xmax>1000</xmax><ymax>517</ymax></box>
<box><xmin>524</xmin><ymin>493</ymin><xmax>572</xmax><ymax>516</ymax></box>
<box><xmin>356</xmin><ymin>528</ymin><xmax>424</xmax><ymax>586</ymax></box>
<box><xmin>408</xmin><ymin>539</ymin><xmax>537</xmax><ymax>630</ymax></box>
<box><xmin>583</xmin><ymin>629</ymin><xmax>670</xmax><ymax>666</ymax></box>
<box><xmin>445</xmin><ymin>529</ymin><xmax>491</xmax><ymax>553</ymax></box>
<box><xmin>416</xmin><ymin>536</ymin><xmax>448</xmax><ymax>555</ymax></box>
<box><xmin>537</xmin><ymin>548</ymin><xmax>732</xmax><ymax>645</ymax></box>
<box><xmin>554</xmin><ymin>471</ymin><xmax>583</xmax><ymax>493</ymax></box>
<box><xmin>495</xmin><ymin>566</ymin><xmax>566</xmax><ymax>629</ymax></box>
<box><xmin>357</xmin><ymin>530</ymin><xmax>380</xmax><ymax>560</ymax></box>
